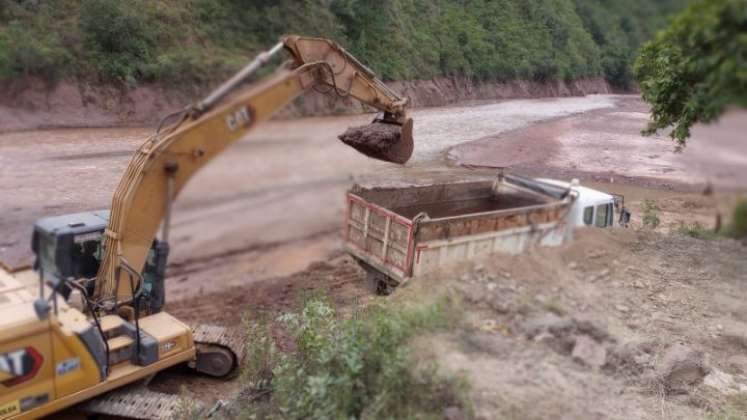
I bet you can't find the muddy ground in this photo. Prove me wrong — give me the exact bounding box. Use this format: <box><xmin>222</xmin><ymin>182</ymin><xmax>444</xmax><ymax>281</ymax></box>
<box><xmin>1</xmin><ymin>95</ymin><xmax>746</xmax><ymax>418</ymax></box>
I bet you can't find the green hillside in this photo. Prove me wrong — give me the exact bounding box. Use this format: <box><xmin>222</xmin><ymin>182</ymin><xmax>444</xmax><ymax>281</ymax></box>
<box><xmin>0</xmin><ymin>0</ymin><xmax>687</xmax><ymax>91</ymax></box>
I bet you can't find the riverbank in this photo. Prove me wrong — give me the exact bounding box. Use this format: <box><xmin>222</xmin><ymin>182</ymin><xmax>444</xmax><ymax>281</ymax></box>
<box><xmin>0</xmin><ymin>76</ymin><xmax>611</xmax><ymax>132</ymax></box>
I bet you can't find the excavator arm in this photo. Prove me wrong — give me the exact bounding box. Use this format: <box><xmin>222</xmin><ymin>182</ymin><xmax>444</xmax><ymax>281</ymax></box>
<box><xmin>94</xmin><ymin>35</ymin><xmax>414</xmax><ymax>303</ymax></box>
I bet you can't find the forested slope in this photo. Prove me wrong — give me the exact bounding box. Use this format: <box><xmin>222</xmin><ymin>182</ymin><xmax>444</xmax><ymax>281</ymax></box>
<box><xmin>0</xmin><ymin>0</ymin><xmax>686</xmax><ymax>91</ymax></box>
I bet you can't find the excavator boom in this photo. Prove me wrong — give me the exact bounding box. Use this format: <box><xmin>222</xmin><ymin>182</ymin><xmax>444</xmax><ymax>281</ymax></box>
<box><xmin>94</xmin><ymin>35</ymin><xmax>414</xmax><ymax>303</ymax></box>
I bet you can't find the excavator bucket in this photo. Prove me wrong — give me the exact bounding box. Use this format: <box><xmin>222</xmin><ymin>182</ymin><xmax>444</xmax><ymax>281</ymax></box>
<box><xmin>338</xmin><ymin>117</ymin><xmax>414</xmax><ymax>164</ymax></box>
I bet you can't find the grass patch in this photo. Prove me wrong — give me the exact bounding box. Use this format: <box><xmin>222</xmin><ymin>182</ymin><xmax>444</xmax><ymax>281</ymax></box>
<box><xmin>678</xmin><ymin>200</ymin><xmax>747</xmax><ymax>241</ymax></box>
<box><xmin>708</xmin><ymin>393</ymin><xmax>747</xmax><ymax>420</ymax></box>
<box><xmin>725</xmin><ymin>200</ymin><xmax>747</xmax><ymax>239</ymax></box>
<box><xmin>237</xmin><ymin>293</ymin><xmax>470</xmax><ymax>419</ymax></box>
<box><xmin>678</xmin><ymin>222</ymin><xmax>719</xmax><ymax>240</ymax></box>
<box><xmin>641</xmin><ymin>199</ymin><xmax>661</xmax><ymax>229</ymax></box>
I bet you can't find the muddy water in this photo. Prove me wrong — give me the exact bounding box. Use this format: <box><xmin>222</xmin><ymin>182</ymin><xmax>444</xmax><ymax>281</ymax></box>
<box><xmin>0</xmin><ymin>94</ymin><xmax>660</xmax><ymax>299</ymax></box>
<box><xmin>409</xmin><ymin>95</ymin><xmax>614</xmax><ymax>163</ymax></box>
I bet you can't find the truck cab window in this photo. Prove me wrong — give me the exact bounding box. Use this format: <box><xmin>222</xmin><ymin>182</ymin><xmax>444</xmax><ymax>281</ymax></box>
<box><xmin>583</xmin><ymin>206</ymin><xmax>594</xmax><ymax>225</ymax></box>
<box><xmin>596</xmin><ymin>204</ymin><xmax>609</xmax><ymax>227</ymax></box>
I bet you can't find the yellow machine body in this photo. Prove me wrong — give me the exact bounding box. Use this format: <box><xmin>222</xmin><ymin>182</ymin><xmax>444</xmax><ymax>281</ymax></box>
<box><xmin>0</xmin><ymin>35</ymin><xmax>413</xmax><ymax>419</ymax></box>
<box><xmin>0</xmin><ymin>268</ymin><xmax>195</xmax><ymax>419</ymax></box>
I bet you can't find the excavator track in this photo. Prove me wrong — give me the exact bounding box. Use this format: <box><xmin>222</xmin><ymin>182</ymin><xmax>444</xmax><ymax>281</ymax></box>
<box><xmin>81</xmin><ymin>383</ymin><xmax>203</xmax><ymax>420</ymax></box>
<box><xmin>190</xmin><ymin>324</ymin><xmax>246</xmax><ymax>378</ymax></box>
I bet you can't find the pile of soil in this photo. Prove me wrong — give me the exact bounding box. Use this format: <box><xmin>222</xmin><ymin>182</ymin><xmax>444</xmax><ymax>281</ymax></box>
<box><xmin>338</xmin><ymin>120</ymin><xmax>413</xmax><ymax>164</ymax></box>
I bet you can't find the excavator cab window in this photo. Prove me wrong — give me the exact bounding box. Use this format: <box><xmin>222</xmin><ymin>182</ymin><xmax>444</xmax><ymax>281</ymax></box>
<box><xmin>72</xmin><ymin>237</ymin><xmax>100</xmax><ymax>279</ymax></box>
<box><xmin>32</xmin><ymin>210</ymin><xmax>165</xmax><ymax>308</ymax></box>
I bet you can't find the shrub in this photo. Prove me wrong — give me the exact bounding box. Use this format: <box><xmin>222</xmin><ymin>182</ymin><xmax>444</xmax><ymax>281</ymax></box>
<box><xmin>732</xmin><ymin>200</ymin><xmax>747</xmax><ymax>238</ymax></box>
<box><xmin>0</xmin><ymin>22</ymin><xmax>67</xmax><ymax>81</ymax></box>
<box><xmin>678</xmin><ymin>222</ymin><xmax>717</xmax><ymax>239</ymax></box>
<box><xmin>79</xmin><ymin>0</ymin><xmax>156</xmax><ymax>84</ymax></box>
<box><xmin>641</xmin><ymin>199</ymin><xmax>661</xmax><ymax>229</ymax></box>
<box><xmin>239</xmin><ymin>294</ymin><xmax>470</xmax><ymax>419</ymax></box>
<box><xmin>725</xmin><ymin>200</ymin><xmax>747</xmax><ymax>239</ymax></box>
<box><xmin>708</xmin><ymin>393</ymin><xmax>747</xmax><ymax>420</ymax></box>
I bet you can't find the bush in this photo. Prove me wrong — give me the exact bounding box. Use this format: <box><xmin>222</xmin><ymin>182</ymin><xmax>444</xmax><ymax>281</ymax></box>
<box><xmin>0</xmin><ymin>0</ymin><xmax>689</xmax><ymax>89</ymax></box>
<box><xmin>0</xmin><ymin>21</ymin><xmax>67</xmax><ymax>81</ymax></box>
<box><xmin>239</xmin><ymin>294</ymin><xmax>469</xmax><ymax>419</ymax></box>
<box><xmin>678</xmin><ymin>222</ymin><xmax>717</xmax><ymax>239</ymax></box>
<box><xmin>641</xmin><ymin>199</ymin><xmax>661</xmax><ymax>229</ymax></box>
<box><xmin>726</xmin><ymin>200</ymin><xmax>747</xmax><ymax>239</ymax></box>
<box><xmin>635</xmin><ymin>0</ymin><xmax>747</xmax><ymax>144</ymax></box>
<box><xmin>79</xmin><ymin>0</ymin><xmax>156</xmax><ymax>84</ymax></box>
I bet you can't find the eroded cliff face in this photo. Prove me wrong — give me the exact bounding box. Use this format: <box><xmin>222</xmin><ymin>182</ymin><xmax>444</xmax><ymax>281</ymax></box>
<box><xmin>0</xmin><ymin>77</ymin><xmax>612</xmax><ymax>132</ymax></box>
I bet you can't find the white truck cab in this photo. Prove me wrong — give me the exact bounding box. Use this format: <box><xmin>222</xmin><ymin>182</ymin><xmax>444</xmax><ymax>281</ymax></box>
<box><xmin>537</xmin><ymin>178</ymin><xmax>628</xmax><ymax>228</ymax></box>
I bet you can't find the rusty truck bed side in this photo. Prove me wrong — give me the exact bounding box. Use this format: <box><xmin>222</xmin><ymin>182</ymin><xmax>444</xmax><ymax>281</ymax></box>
<box><xmin>344</xmin><ymin>178</ymin><xmax>572</xmax><ymax>285</ymax></box>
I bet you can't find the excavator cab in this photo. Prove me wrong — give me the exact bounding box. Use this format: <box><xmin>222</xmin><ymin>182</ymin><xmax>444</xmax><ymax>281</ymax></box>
<box><xmin>31</xmin><ymin>210</ymin><xmax>166</xmax><ymax>313</ymax></box>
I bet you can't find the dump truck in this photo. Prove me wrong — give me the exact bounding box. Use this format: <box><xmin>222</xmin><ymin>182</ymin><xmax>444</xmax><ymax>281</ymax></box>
<box><xmin>344</xmin><ymin>173</ymin><xmax>576</xmax><ymax>293</ymax></box>
<box><xmin>537</xmin><ymin>178</ymin><xmax>629</xmax><ymax>228</ymax></box>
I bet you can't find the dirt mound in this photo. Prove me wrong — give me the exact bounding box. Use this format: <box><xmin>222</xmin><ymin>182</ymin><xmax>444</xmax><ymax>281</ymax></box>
<box><xmin>338</xmin><ymin>119</ymin><xmax>413</xmax><ymax>164</ymax></box>
<box><xmin>419</xmin><ymin>225</ymin><xmax>747</xmax><ymax>419</ymax></box>
<box><xmin>657</xmin><ymin>343</ymin><xmax>710</xmax><ymax>394</ymax></box>
<box><xmin>167</xmin><ymin>254</ymin><xmax>371</xmax><ymax>327</ymax></box>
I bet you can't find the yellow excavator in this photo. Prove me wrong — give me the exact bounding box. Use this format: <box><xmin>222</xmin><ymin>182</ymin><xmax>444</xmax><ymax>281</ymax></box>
<box><xmin>0</xmin><ymin>35</ymin><xmax>413</xmax><ymax>419</ymax></box>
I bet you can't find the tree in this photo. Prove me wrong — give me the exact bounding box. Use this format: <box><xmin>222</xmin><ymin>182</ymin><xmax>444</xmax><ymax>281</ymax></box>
<box><xmin>634</xmin><ymin>0</ymin><xmax>747</xmax><ymax>144</ymax></box>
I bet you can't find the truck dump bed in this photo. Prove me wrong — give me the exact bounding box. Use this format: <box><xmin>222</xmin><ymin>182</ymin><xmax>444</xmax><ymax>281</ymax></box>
<box><xmin>344</xmin><ymin>175</ymin><xmax>573</xmax><ymax>286</ymax></box>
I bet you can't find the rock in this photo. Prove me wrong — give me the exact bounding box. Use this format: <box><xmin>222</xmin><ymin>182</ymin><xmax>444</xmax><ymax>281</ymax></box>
<box><xmin>615</xmin><ymin>304</ymin><xmax>630</xmax><ymax>313</ymax></box>
<box><xmin>575</xmin><ymin>318</ymin><xmax>611</xmax><ymax>342</ymax></box>
<box><xmin>607</xmin><ymin>340</ymin><xmax>658</xmax><ymax>373</ymax></box>
<box><xmin>443</xmin><ymin>406</ymin><xmax>464</xmax><ymax>420</ymax></box>
<box><xmin>568</xmin><ymin>261</ymin><xmax>578</xmax><ymax>270</ymax></box>
<box><xmin>587</xmin><ymin>250</ymin><xmax>605</xmax><ymax>259</ymax></box>
<box><xmin>727</xmin><ymin>354</ymin><xmax>747</xmax><ymax>374</ymax></box>
<box><xmin>521</xmin><ymin>313</ymin><xmax>575</xmax><ymax>339</ymax></box>
<box><xmin>657</xmin><ymin>343</ymin><xmax>710</xmax><ymax>394</ymax></box>
<box><xmin>572</xmin><ymin>335</ymin><xmax>608</xmax><ymax>368</ymax></box>
<box><xmin>599</xmin><ymin>268</ymin><xmax>610</xmax><ymax>277</ymax></box>
<box><xmin>703</xmin><ymin>369</ymin><xmax>747</xmax><ymax>394</ymax></box>
<box><xmin>486</xmin><ymin>282</ymin><xmax>497</xmax><ymax>291</ymax></box>
<box><xmin>488</xmin><ymin>299</ymin><xmax>512</xmax><ymax>314</ymax></box>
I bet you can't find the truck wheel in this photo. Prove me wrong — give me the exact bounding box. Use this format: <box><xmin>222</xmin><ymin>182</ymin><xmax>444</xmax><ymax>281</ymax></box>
<box><xmin>376</xmin><ymin>278</ymin><xmax>394</xmax><ymax>295</ymax></box>
<box><xmin>356</xmin><ymin>259</ymin><xmax>396</xmax><ymax>295</ymax></box>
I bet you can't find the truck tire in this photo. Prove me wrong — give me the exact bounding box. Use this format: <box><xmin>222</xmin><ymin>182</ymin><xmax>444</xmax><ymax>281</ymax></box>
<box><xmin>355</xmin><ymin>259</ymin><xmax>396</xmax><ymax>296</ymax></box>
